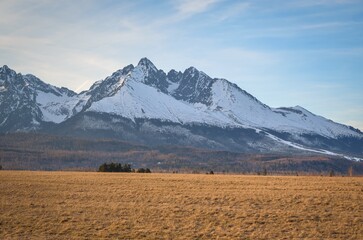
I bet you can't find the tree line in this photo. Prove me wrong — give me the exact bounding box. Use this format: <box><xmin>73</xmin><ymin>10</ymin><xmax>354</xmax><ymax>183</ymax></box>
<box><xmin>98</xmin><ymin>162</ymin><xmax>151</xmax><ymax>173</ymax></box>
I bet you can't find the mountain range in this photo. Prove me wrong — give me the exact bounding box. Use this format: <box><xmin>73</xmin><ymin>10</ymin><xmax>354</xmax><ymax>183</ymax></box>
<box><xmin>0</xmin><ymin>58</ymin><xmax>362</xmax><ymax>161</ymax></box>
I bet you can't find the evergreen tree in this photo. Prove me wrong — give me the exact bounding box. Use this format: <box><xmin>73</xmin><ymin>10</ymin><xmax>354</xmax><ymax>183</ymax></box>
<box><xmin>98</xmin><ymin>162</ymin><xmax>133</xmax><ymax>172</ymax></box>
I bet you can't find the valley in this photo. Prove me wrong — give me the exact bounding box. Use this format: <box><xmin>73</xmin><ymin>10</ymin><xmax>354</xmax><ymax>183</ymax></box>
<box><xmin>1</xmin><ymin>133</ymin><xmax>362</xmax><ymax>175</ymax></box>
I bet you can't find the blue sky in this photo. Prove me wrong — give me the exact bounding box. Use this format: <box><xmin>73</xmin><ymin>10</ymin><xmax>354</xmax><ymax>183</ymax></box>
<box><xmin>1</xmin><ymin>0</ymin><xmax>362</xmax><ymax>130</ymax></box>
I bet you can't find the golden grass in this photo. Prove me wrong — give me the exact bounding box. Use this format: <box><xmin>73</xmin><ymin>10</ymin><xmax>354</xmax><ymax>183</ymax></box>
<box><xmin>1</xmin><ymin>171</ymin><xmax>362</xmax><ymax>239</ymax></box>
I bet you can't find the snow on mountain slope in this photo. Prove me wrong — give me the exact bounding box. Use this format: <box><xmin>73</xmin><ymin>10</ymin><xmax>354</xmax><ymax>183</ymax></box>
<box><xmin>82</xmin><ymin>58</ymin><xmax>362</xmax><ymax>140</ymax></box>
<box><xmin>0</xmin><ymin>65</ymin><xmax>80</xmax><ymax>130</ymax></box>
<box><xmin>1</xmin><ymin>59</ymin><xmax>362</xmax><ymax>157</ymax></box>
<box><xmin>24</xmin><ymin>74</ymin><xmax>81</xmax><ymax>123</ymax></box>
<box><xmin>35</xmin><ymin>90</ymin><xmax>80</xmax><ymax>123</ymax></box>
<box><xmin>209</xmin><ymin>78</ymin><xmax>273</xmax><ymax>127</ymax></box>
<box><xmin>88</xmin><ymin>64</ymin><xmax>234</xmax><ymax>126</ymax></box>
<box><xmin>271</xmin><ymin>106</ymin><xmax>362</xmax><ymax>138</ymax></box>
<box><xmin>84</xmin><ymin>58</ymin><xmax>270</xmax><ymax>127</ymax></box>
<box><xmin>208</xmin><ymin>79</ymin><xmax>361</xmax><ymax>138</ymax></box>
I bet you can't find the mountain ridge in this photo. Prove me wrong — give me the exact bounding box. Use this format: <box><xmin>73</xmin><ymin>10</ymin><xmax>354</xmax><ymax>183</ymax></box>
<box><xmin>1</xmin><ymin>59</ymin><xmax>362</xmax><ymax>159</ymax></box>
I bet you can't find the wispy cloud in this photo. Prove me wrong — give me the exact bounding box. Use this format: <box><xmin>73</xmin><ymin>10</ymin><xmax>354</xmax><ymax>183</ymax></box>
<box><xmin>175</xmin><ymin>0</ymin><xmax>220</xmax><ymax>17</ymax></box>
<box><xmin>0</xmin><ymin>0</ymin><xmax>170</xmax><ymax>90</ymax></box>
<box><xmin>0</xmin><ymin>0</ymin><xmax>362</xmax><ymax>130</ymax></box>
<box><xmin>75</xmin><ymin>80</ymin><xmax>93</xmax><ymax>93</ymax></box>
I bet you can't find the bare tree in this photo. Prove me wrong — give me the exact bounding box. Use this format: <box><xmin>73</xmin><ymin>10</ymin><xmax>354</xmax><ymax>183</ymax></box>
<box><xmin>348</xmin><ymin>166</ymin><xmax>353</xmax><ymax>177</ymax></box>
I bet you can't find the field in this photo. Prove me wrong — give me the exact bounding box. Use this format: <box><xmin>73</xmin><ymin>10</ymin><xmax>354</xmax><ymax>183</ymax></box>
<box><xmin>1</xmin><ymin>171</ymin><xmax>362</xmax><ymax>239</ymax></box>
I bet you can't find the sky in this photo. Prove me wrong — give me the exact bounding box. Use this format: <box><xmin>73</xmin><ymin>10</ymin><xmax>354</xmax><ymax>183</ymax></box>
<box><xmin>0</xmin><ymin>0</ymin><xmax>362</xmax><ymax>130</ymax></box>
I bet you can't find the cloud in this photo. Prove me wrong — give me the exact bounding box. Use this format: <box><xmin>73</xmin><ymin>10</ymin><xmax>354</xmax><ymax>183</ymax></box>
<box><xmin>75</xmin><ymin>80</ymin><xmax>93</xmax><ymax>93</ymax></box>
<box><xmin>0</xmin><ymin>0</ymin><xmax>172</xmax><ymax>91</ymax></box>
<box><xmin>175</xmin><ymin>0</ymin><xmax>220</xmax><ymax>17</ymax></box>
<box><xmin>0</xmin><ymin>0</ymin><xmax>362</xmax><ymax>130</ymax></box>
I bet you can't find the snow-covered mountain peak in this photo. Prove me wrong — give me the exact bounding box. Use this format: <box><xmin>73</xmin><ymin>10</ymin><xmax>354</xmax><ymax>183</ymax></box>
<box><xmin>275</xmin><ymin>106</ymin><xmax>309</xmax><ymax>117</ymax></box>
<box><xmin>1</xmin><ymin>60</ymin><xmax>362</xmax><ymax>155</ymax></box>
<box><xmin>293</xmin><ymin>105</ymin><xmax>314</xmax><ymax>115</ymax></box>
<box><xmin>110</xmin><ymin>64</ymin><xmax>134</xmax><ymax>78</ymax></box>
<box><xmin>0</xmin><ymin>67</ymin><xmax>82</xmax><ymax>130</ymax></box>
<box><xmin>120</xmin><ymin>64</ymin><xmax>135</xmax><ymax>74</ymax></box>
<box><xmin>169</xmin><ymin>66</ymin><xmax>214</xmax><ymax>105</ymax></box>
<box><xmin>130</xmin><ymin>58</ymin><xmax>169</xmax><ymax>93</ymax></box>
<box><xmin>0</xmin><ymin>65</ymin><xmax>17</xmax><ymax>78</ymax></box>
<box><xmin>1</xmin><ymin>65</ymin><xmax>10</xmax><ymax>72</ymax></box>
<box><xmin>182</xmin><ymin>66</ymin><xmax>209</xmax><ymax>79</ymax></box>
<box><xmin>22</xmin><ymin>74</ymin><xmax>76</xmax><ymax>98</ymax></box>
<box><xmin>137</xmin><ymin>57</ymin><xmax>158</xmax><ymax>72</ymax></box>
<box><xmin>185</xmin><ymin>66</ymin><xmax>198</xmax><ymax>73</ymax></box>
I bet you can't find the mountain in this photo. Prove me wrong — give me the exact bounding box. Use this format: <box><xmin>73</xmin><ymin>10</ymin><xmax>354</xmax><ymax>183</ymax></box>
<box><xmin>0</xmin><ymin>60</ymin><xmax>362</xmax><ymax>159</ymax></box>
<box><xmin>0</xmin><ymin>65</ymin><xmax>79</xmax><ymax>131</ymax></box>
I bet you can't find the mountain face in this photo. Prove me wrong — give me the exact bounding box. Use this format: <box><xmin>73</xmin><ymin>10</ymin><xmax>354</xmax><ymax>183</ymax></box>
<box><xmin>0</xmin><ymin>65</ymin><xmax>79</xmax><ymax>131</ymax></box>
<box><xmin>1</xmin><ymin>59</ymin><xmax>362</xmax><ymax>158</ymax></box>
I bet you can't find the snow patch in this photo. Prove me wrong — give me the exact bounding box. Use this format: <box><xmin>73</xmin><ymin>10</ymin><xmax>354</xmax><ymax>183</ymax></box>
<box><xmin>36</xmin><ymin>90</ymin><xmax>80</xmax><ymax>123</ymax></box>
<box><xmin>264</xmin><ymin>131</ymin><xmax>362</xmax><ymax>161</ymax></box>
<box><xmin>88</xmin><ymin>76</ymin><xmax>236</xmax><ymax>127</ymax></box>
<box><xmin>167</xmin><ymin>81</ymin><xmax>179</xmax><ymax>93</ymax></box>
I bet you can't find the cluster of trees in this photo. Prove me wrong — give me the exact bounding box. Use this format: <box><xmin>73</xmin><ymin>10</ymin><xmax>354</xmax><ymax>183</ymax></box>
<box><xmin>98</xmin><ymin>162</ymin><xmax>151</xmax><ymax>173</ymax></box>
<box><xmin>98</xmin><ymin>163</ymin><xmax>132</xmax><ymax>172</ymax></box>
<box><xmin>136</xmin><ymin>168</ymin><xmax>151</xmax><ymax>173</ymax></box>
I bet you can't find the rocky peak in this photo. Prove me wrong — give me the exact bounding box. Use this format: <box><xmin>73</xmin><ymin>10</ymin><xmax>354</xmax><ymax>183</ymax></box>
<box><xmin>0</xmin><ymin>65</ymin><xmax>17</xmax><ymax>79</ymax></box>
<box><xmin>132</xmin><ymin>58</ymin><xmax>168</xmax><ymax>93</ymax></box>
<box><xmin>121</xmin><ymin>64</ymin><xmax>135</xmax><ymax>74</ymax></box>
<box><xmin>1</xmin><ymin>65</ymin><xmax>10</xmax><ymax>72</ymax></box>
<box><xmin>183</xmin><ymin>66</ymin><xmax>198</xmax><ymax>76</ymax></box>
<box><xmin>137</xmin><ymin>57</ymin><xmax>157</xmax><ymax>72</ymax></box>
<box><xmin>171</xmin><ymin>66</ymin><xmax>215</xmax><ymax>105</ymax></box>
<box><xmin>167</xmin><ymin>69</ymin><xmax>183</xmax><ymax>83</ymax></box>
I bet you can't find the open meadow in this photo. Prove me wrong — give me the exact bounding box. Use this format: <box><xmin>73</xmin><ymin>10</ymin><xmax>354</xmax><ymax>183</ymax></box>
<box><xmin>1</xmin><ymin>171</ymin><xmax>362</xmax><ymax>239</ymax></box>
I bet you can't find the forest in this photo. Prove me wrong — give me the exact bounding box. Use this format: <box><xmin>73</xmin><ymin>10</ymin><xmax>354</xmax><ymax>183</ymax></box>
<box><xmin>0</xmin><ymin>133</ymin><xmax>362</xmax><ymax>175</ymax></box>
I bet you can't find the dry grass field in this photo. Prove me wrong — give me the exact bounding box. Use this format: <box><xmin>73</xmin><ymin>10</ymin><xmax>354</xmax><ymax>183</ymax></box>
<box><xmin>1</xmin><ymin>171</ymin><xmax>362</xmax><ymax>239</ymax></box>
